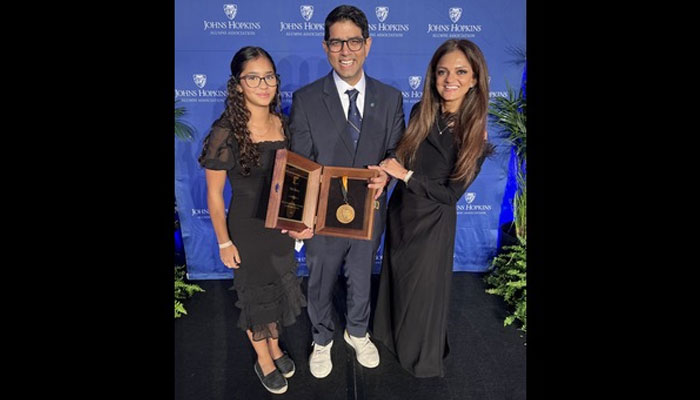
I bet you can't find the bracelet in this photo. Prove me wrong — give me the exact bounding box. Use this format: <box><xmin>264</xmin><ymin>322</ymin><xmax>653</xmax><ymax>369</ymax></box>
<box><xmin>403</xmin><ymin>170</ymin><xmax>414</xmax><ymax>183</ymax></box>
<box><xmin>218</xmin><ymin>240</ymin><xmax>233</xmax><ymax>249</ymax></box>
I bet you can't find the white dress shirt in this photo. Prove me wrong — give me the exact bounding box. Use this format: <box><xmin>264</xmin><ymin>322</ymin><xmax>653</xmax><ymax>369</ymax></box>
<box><xmin>332</xmin><ymin>69</ymin><xmax>366</xmax><ymax>120</ymax></box>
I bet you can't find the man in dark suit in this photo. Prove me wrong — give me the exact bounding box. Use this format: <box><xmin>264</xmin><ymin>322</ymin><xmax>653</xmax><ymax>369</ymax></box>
<box><xmin>288</xmin><ymin>4</ymin><xmax>405</xmax><ymax>379</ymax></box>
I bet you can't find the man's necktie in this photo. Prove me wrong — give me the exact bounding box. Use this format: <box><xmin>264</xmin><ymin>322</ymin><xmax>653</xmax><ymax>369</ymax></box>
<box><xmin>345</xmin><ymin>89</ymin><xmax>362</xmax><ymax>150</ymax></box>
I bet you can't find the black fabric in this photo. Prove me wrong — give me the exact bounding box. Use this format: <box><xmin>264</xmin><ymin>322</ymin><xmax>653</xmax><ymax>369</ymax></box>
<box><xmin>199</xmin><ymin>117</ymin><xmax>238</xmax><ymax>171</ymax></box>
<box><xmin>372</xmin><ymin>116</ymin><xmax>486</xmax><ymax>378</ymax></box>
<box><xmin>199</xmin><ymin>117</ymin><xmax>306</xmax><ymax>341</ymax></box>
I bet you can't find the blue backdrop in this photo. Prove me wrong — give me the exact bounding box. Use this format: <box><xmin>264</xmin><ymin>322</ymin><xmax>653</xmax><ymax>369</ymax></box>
<box><xmin>175</xmin><ymin>0</ymin><xmax>526</xmax><ymax>280</ymax></box>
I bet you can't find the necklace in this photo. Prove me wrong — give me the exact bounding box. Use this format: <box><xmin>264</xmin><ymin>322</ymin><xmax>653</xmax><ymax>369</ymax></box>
<box><xmin>248</xmin><ymin>115</ymin><xmax>275</xmax><ymax>141</ymax></box>
<box><xmin>436</xmin><ymin>119</ymin><xmax>451</xmax><ymax>135</ymax></box>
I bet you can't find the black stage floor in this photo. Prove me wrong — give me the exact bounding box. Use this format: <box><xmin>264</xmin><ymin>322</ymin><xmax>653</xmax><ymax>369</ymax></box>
<box><xmin>175</xmin><ymin>272</ymin><xmax>526</xmax><ymax>400</ymax></box>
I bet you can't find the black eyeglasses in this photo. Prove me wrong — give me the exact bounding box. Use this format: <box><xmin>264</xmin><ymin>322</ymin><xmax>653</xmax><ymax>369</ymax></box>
<box><xmin>238</xmin><ymin>73</ymin><xmax>279</xmax><ymax>88</ymax></box>
<box><xmin>325</xmin><ymin>37</ymin><xmax>365</xmax><ymax>53</ymax></box>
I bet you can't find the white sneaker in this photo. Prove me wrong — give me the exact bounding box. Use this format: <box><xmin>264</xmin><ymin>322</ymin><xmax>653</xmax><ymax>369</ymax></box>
<box><xmin>343</xmin><ymin>330</ymin><xmax>380</xmax><ymax>368</ymax></box>
<box><xmin>309</xmin><ymin>340</ymin><xmax>333</xmax><ymax>378</ymax></box>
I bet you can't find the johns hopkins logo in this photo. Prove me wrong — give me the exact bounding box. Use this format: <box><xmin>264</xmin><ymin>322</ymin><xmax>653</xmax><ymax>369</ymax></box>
<box><xmin>449</xmin><ymin>7</ymin><xmax>463</xmax><ymax>23</ymax></box>
<box><xmin>368</xmin><ymin>5</ymin><xmax>409</xmax><ymax>37</ymax></box>
<box><xmin>223</xmin><ymin>4</ymin><xmax>237</xmax><ymax>20</ymax></box>
<box><xmin>192</xmin><ymin>208</ymin><xmax>217</xmax><ymax>218</ymax></box>
<box><xmin>457</xmin><ymin>192</ymin><xmax>492</xmax><ymax>215</ymax></box>
<box><xmin>409</xmin><ymin>76</ymin><xmax>422</xmax><ymax>90</ymax></box>
<box><xmin>375</xmin><ymin>6</ymin><xmax>389</xmax><ymax>23</ymax></box>
<box><xmin>402</xmin><ymin>75</ymin><xmax>423</xmax><ymax>103</ymax></box>
<box><xmin>175</xmin><ymin>73</ymin><xmax>226</xmax><ymax>102</ymax></box>
<box><xmin>300</xmin><ymin>5</ymin><xmax>314</xmax><ymax>21</ymax></box>
<box><xmin>280</xmin><ymin>4</ymin><xmax>323</xmax><ymax>35</ymax></box>
<box><xmin>426</xmin><ymin>7</ymin><xmax>481</xmax><ymax>37</ymax></box>
<box><xmin>464</xmin><ymin>192</ymin><xmax>476</xmax><ymax>204</ymax></box>
<box><xmin>204</xmin><ymin>4</ymin><xmax>261</xmax><ymax>35</ymax></box>
<box><xmin>193</xmin><ymin>74</ymin><xmax>207</xmax><ymax>89</ymax></box>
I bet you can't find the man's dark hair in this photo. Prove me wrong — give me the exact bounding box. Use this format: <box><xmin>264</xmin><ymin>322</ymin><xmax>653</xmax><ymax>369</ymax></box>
<box><xmin>324</xmin><ymin>5</ymin><xmax>370</xmax><ymax>41</ymax></box>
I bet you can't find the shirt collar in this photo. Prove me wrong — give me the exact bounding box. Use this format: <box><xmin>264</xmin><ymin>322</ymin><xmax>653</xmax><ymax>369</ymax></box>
<box><xmin>332</xmin><ymin>69</ymin><xmax>366</xmax><ymax>97</ymax></box>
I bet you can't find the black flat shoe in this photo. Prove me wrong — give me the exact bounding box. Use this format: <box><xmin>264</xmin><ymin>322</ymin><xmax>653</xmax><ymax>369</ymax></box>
<box><xmin>254</xmin><ymin>361</ymin><xmax>288</xmax><ymax>394</ymax></box>
<box><xmin>273</xmin><ymin>352</ymin><xmax>296</xmax><ymax>378</ymax></box>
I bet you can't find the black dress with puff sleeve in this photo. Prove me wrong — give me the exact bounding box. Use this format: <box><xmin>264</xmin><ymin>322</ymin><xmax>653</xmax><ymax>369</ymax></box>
<box><xmin>199</xmin><ymin>115</ymin><xmax>306</xmax><ymax>341</ymax></box>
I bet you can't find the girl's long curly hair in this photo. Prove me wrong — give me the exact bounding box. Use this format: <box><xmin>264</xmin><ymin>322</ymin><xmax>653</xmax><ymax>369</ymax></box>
<box><xmin>395</xmin><ymin>39</ymin><xmax>494</xmax><ymax>183</ymax></box>
<box><xmin>199</xmin><ymin>46</ymin><xmax>284</xmax><ymax>176</ymax></box>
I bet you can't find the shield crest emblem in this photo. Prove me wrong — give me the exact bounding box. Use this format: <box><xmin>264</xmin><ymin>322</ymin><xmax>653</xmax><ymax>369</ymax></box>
<box><xmin>375</xmin><ymin>6</ymin><xmax>389</xmax><ymax>23</ymax></box>
<box><xmin>193</xmin><ymin>74</ymin><xmax>207</xmax><ymax>89</ymax></box>
<box><xmin>300</xmin><ymin>5</ymin><xmax>314</xmax><ymax>21</ymax></box>
<box><xmin>409</xmin><ymin>76</ymin><xmax>421</xmax><ymax>90</ymax></box>
<box><xmin>223</xmin><ymin>4</ymin><xmax>237</xmax><ymax>20</ymax></box>
<box><xmin>449</xmin><ymin>7</ymin><xmax>462</xmax><ymax>23</ymax></box>
<box><xmin>465</xmin><ymin>192</ymin><xmax>476</xmax><ymax>204</ymax></box>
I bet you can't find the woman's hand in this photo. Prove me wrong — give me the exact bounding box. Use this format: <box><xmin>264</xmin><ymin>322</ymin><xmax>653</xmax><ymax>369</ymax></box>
<box><xmin>377</xmin><ymin>158</ymin><xmax>408</xmax><ymax>181</ymax></box>
<box><xmin>220</xmin><ymin>244</ymin><xmax>241</xmax><ymax>269</ymax></box>
<box><xmin>366</xmin><ymin>166</ymin><xmax>389</xmax><ymax>200</ymax></box>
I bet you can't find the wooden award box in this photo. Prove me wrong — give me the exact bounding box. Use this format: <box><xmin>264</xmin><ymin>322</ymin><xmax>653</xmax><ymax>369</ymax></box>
<box><xmin>264</xmin><ymin>149</ymin><xmax>379</xmax><ymax>240</ymax></box>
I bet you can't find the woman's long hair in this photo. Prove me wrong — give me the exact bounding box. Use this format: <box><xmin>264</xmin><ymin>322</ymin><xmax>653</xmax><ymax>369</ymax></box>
<box><xmin>395</xmin><ymin>39</ymin><xmax>493</xmax><ymax>183</ymax></box>
<box><xmin>199</xmin><ymin>46</ymin><xmax>284</xmax><ymax>175</ymax></box>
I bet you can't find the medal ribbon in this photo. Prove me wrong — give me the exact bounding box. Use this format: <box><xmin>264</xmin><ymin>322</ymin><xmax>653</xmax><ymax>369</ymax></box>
<box><xmin>340</xmin><ymin>176</ymin><xmax>349</xmax><ymax>204</ymax></box>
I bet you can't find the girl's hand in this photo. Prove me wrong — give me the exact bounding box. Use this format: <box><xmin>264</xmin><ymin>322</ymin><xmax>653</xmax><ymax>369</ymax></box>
<box><xmin>220</xmin><ymin>244</ymin><xmax>241</xmax><ymax>269</ymax></box>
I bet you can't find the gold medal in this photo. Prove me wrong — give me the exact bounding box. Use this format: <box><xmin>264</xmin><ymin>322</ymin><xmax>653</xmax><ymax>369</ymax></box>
<box><xmin>336</xmin><ymin>176</ymin><xmax>355</xmax><ymax>224</ymax></box>
<box><xmin>336</xmin><ymin>203</ymin><xmax>355</xmax><ymax>224</ymax></box>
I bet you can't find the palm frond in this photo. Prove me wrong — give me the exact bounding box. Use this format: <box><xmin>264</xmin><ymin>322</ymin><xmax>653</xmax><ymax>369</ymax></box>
<box><xmin>505</xmin><ymin>45</ymin><xmax>527</xmax><ymax>66</ymax></box>
<box><xmin>175</xmin><ymin>100</ymin><xmax>195</xmax><ymax>141</ymax></box>
<box><xmin>486</xmin><ymin>76</ymin><xmax>527</xmax><ymax>334</ymax></box>
<box><xmin>489</xmin><ymin>85</ymin><xmax>526</xmax><ymax>160</ymax></box>
<box><xmin>513</xmin><ymin>171</ymin><xmax>526</xmax><ymax>243</ymax></box>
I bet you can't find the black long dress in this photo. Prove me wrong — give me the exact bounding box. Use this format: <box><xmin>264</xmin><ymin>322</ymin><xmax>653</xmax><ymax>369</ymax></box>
<box><xmin>372</xmin><ymin>112</ymin><xmax>486</xmax><ymax>377</ymax></box>
<box><xmin>199</xmin><ymin>116</ymin><xmax>306</xmax><ymax>341</ymax></box>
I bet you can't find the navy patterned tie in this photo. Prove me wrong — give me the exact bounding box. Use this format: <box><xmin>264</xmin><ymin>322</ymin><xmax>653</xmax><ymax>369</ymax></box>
<box><xmin>345</xmin><ymin>89</ymin><xmax>362</xmax><ymax>150</ymax></box>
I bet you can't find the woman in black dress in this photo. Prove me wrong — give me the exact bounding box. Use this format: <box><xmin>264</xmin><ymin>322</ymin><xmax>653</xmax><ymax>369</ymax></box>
<box><xmin>198</xmin><ymin>46</ymin><xmax>312</xmax><ymax>394</ymax></box>
<box><xmin>372</xmin><ymin>39</ymin><xmax>494</xmax><ymax>378</ymax></box>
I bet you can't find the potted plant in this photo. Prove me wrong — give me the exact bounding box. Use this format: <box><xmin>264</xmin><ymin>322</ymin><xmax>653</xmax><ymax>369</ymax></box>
<box><xmin>485</xmin><ymin>83</ymin><xmax>526</xmax><ymax>332</ymax></box>
<box><xmin>174</xmin><ymin>100</ymin><xmax>204</xmax><ymax>318</ymax></box>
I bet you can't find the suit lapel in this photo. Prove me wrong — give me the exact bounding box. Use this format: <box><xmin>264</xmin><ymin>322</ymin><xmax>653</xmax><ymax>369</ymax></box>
<box><xmin>322</xmin><ymin>72</ymin><xmax>355</xmax><ymax>156</ymax></box>
<box><xmin>354</xmin><ymin>76</ymin><xmax>383</xmax><ymax>165</ymax></box>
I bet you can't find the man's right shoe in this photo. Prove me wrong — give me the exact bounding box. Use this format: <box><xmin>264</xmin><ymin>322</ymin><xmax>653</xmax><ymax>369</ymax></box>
<box><xmin>254</xmin><ymin>361</ymin><xmax>288</xmax><ymax>394</ymax></box>
<box><xmin>308</xmin><ymin>340</ymin><xmax>333</xmax><ymax>378</ymax></box>
<box><xmin>343</xmin><ymin>330</ymin><xmax>380</xmax><ymax>368</ymax></box>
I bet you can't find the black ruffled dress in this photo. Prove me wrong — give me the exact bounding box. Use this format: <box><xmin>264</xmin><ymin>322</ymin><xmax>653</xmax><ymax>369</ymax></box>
<box><xmin>199</xmin><ymin>116</ymin><xmax>306</xmax><ymax>341</ymax></box>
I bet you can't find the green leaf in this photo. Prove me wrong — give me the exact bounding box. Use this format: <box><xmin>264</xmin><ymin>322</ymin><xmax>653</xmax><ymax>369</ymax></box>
<box><xmin>175</xmin><ymin>300</ymin><xmax>187</xmax><ymax>318</ymax></box>
<box><xmin>174</xmin><ymin>100</ymin><xmax>196</xmax><ymax>141</ymax></box>
<box><xmin>485</xmin><ymin>239</ymin><xmax>527</xmax><ymax>332</ymax></box>
<box><xmin>489</xmin><ymin>84</ymin><xmax>526</xmax><ymax>243</ymax></box>
<box><xmin>174</xmin><ymin>264</ymin><xmax>205</xmax><ymax>318</ymax></box>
